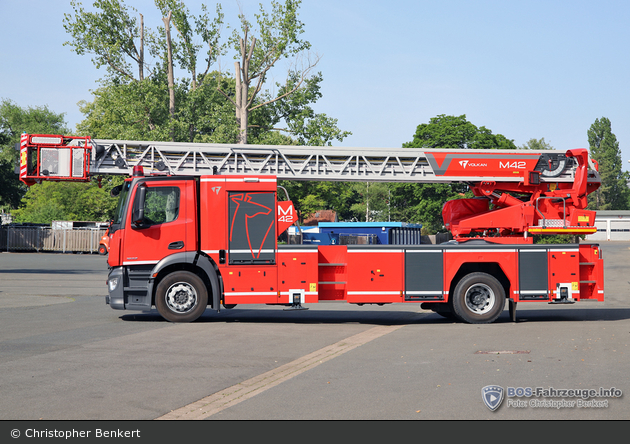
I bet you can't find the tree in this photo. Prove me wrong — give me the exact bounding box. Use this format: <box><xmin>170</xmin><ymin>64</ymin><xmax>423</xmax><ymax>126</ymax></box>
<box><xmin>62</xmin><ymin>0</ymin><xmax>350</xmax><ymax>223</ymax></box>
<box><xmin>404</xmin><ymin>114</ymin><xmax>517</xmax><ymax>150</ymax></box>
<box><xmin>0</xmin><ymin>100</ymin><xmax>125</xmax><ymax>224</ymax></box>
<box><xmin>280</xmin><ymin>180</ymin><xmax>360</xmax><ymax>222</ymax></box>
<box><xmin>64</xmin><ymin>0</ymin><xmax>151</xmax><ymax>82</ymax></box>
<box><xmin>521</xmin><ymin>137</ymin><xmax>553</xmax><ymax>151</ymax></box>
<box><xmin>12</xmin><ymin>180</ymin><xmax>118</xmax><ymax>224</ymax></box>
<box><xmin>65</xmin><ymin>0</ymin><xmax>227</xmax><ymax>141</ymax></box>
<box><xmin>76</xmin><ymin>70</ymin><xmax>239</xmax><ymax>142</ymax></box>
<box><xmin>349</xmin><ymin>182</ymin><xmax>392</xmax><ymax>222</ymax></box>
<box><xmin>389</xmin><ymin>182</ymin><xmax>464</xmax><ymax>233</ymax></box>
<box><xmin>0</xmin><ymin>100</ymin><xmax>69</xmax><ymax>211</ymax></box>
<box><xmin>153</xmin><ymin>0</ymin><xmax>225</xmax><ymax>140</ymax></box>
<box><xmin>218</xmin><ymin>0</ymin><xmax>325</xmax><ymax>144</ymax></box>
<box><xmin>66</xmin><ymin>0</ymin><xmax>348</xmax><ymax>146</ymax></box>
<box><xmin>587</xmin><ymin>117</ymin><xmax>630</xmax><ymax>210</ymax></box>
<box><xmin>64</xmin><ymin>0</ymin><xmax>224</xmax><ymax>84</ymax></box>
<box><xmin>254</xmin><ymin>72</ymin><xmax>351</xmax><ymax>146</ymax></box>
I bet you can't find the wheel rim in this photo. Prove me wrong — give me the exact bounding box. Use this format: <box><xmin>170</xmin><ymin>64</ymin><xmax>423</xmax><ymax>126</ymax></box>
<box><xmin>464</xmin><ymin>283</ymin><xmax>495</xmax><ymax>314</ymax></box>
<box><xmin>165</xmin><ymin>281</ymin><xmax>198</xmax><ymax>314</ymax></box>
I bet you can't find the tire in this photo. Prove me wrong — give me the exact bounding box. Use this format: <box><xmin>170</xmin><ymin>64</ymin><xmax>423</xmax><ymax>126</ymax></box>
<box><xmin>98</xmin><ymin>245</ymin><xmax>107</xmax><ymax>255</ymax></box>
<box><xmin>155</xmin><ymin>271</ymin><xmax>208</xmax><ymax>322</ymax></box>
<box><xmin>451</xmin><ymin>272</ymin><xmax>505</xmax><ymax>324</ymax></box>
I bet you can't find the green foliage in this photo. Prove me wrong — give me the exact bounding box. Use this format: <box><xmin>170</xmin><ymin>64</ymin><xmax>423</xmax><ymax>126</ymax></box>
<box><xmin>64</xmin><ymin>0</ymin><xmax>149</xmax><ymax>81</ymax></box>
<box><xmin>12</xmin><ymin>178</ymin><xmax>119</xmax><ymax>224</ymax></box>
<box><xmin>67</xmin><ymin>0</ymin><xmax>349</xmax><ymax>146</ymax></box>
<box><xmin>279</xmin><ymin>180</ymin><xmax>360</xmax><ymax>222</ymax></box>
<box><xmin>388</xmin><ymin>182</ymin><xmax>467</xmax><ymax>233</ymax></box>
<box><xmin>532</xmin><ymin>234</ymin><xmax>579</xmax><ymax>244</ymax></box>
<box><xmin>143</xmin><ymin>186</ymin><xmax>179</xmax><ymax>225</ymax></box>
<box><xmin>283</xmin><ymin>115</ymin><xmax>518</xmax><ymax>229</ymax></box>
<box><xmin>0</xmin><ymin>98</ymin><xmax>122</xmax><ymax>222</ymax></box>
<box><xmin>77</xmin><ymin>77</ymin><xmax>171</xmax><ymax>140</ymax></box>
<box><xmin>349</xmin><ymin>182</ymin><xmax>392</xmax><ymax>222</ymax></box>
<box><xmin>77</xmin><ymin>71</ymin><xmax>239</xmax><ymax>143</ymax></box>
<box><xmin>521</xmin><ymin>137</ymin><xmax>553</xmax><ymax>150</ymax></box>
<box><xmin>404</xmin><ymin>114</ymin><xmax>517</xmax><ymax>150</ymax></box>
<box><xmin>221</xmin><ymin>0</ymin><xmax>351</xmax><ymax>144</ymax></box>
<box><xmin>6</xmin><ymin>0</ymin><xmax>349</xmax><ymax>225</ymax></box>
<box><xmin>256</xmin><ymin>72</ymin><xmax>352</xmax><ymax>146</ymax></box>
<box><xmin>587</xmin><ymin>117</ymin><xmax>630</xmax><ymax>210</ymax></box>
<box><xmin>229</xmin><ymin>0</ymin><xmax>311</xmax><ymax>78</ymax></box>
<box><xmin>153</xmin><ymin>0</ymin><xmax>225</xmax><ymax>86</ymax></box>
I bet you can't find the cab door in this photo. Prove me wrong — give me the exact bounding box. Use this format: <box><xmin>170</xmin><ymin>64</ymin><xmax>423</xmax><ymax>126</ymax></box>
<box><xmin>122</xmin><ymin>179</ymin><xmax>195</xmax><ymax>267</ymax></box>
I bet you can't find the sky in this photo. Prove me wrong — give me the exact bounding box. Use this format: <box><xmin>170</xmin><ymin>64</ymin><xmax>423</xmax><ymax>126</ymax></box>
<box><xmin>2</xmin><ymin>0</ymin><xmax>630</xmax><ymax>171</ymax></box>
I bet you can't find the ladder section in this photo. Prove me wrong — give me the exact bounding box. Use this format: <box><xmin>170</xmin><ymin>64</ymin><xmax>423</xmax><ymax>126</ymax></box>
<box><xmin>19</xmin><ymin>134</ymin><xmax>591</xmax><ymax>185</ymax></box>
<box><xmin>87</xmin><ymin>138</ymin><xmax>580</xmax><ymax>183</ymax></box>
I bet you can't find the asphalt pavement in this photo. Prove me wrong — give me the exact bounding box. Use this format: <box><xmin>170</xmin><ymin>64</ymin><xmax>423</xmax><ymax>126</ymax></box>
<box><xmin>0</xmin><ymin>243</ymin><xmax>628</xmax><ymax>423</ymax></box>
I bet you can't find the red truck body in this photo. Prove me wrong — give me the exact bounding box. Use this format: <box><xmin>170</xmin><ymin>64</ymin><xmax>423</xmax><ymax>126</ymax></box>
<box><xmin>104</xmin><ymin>172</ymin><xmax>604</xmax><ymax>324</ymax></box>
<box><xmin>16</xmin><ymin>133</ymin><xmax>605</xmax><ymax>324</ymax></box>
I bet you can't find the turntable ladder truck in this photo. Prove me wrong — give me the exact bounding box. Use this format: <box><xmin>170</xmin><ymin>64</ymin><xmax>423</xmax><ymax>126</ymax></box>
<box><xmin>18</xmin><ymin>133</ymin><xmax>604</xmax><ymax>323</ymax></box>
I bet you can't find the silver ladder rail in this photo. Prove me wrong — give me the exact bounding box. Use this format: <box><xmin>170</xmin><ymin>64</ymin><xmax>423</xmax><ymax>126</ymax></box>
<box><xmin>86</xmin><ymin>138</ymin><xmax>581</xmax><ymax>183</ymax></box>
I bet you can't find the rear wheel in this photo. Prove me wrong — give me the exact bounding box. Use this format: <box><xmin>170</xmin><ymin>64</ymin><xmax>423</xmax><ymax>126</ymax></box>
<box><xmin>156</xmin><ymin>271</ymin><xmax>208</xmax><ymax>322</ymax></box>
<box><xmin>451</xmin><ymin>272</ymin><xmax>505</xmax><ymax>324</ymax></box>
<box><xmin>98</xmin><ymin>244</ymin><xmax>107</xmax><ymax>255</ymax></box>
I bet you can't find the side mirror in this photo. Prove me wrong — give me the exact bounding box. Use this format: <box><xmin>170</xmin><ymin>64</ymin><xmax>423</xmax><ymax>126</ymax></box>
<box><xmin>110</xmin><ymin>184</ymin><xmax>122</xmax><ymax>197</ymax></box>
<box><xmin>131</xmin><ymin>184</ymin><xmax>147</xmax><ymax>228</ymax></box>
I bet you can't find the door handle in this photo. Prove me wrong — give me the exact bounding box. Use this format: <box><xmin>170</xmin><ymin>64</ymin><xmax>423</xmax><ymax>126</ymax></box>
<box><xmin>168</xmin><ymin>241</ymin><xmax>184</xmax><ymax>250</ymax></box>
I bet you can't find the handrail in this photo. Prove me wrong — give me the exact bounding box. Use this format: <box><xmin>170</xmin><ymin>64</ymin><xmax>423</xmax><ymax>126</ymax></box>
<box><xmin>535</xmin><ymin>196</ymin><xmax>567</xmax><ymax>228</ymax></box>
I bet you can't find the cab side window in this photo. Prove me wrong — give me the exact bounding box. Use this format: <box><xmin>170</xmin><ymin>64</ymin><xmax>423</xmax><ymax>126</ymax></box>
<box><xmin>143</xmin><ymin>187</ymin><xmax>180</xmax><ymax>226</ymax></box>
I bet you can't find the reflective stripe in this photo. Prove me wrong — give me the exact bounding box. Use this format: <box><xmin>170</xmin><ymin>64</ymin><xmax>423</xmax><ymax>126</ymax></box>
<box><xmin>123</xmin><ymin>260</ymin><xmax>159</xmax><ymax>266</ymax></box>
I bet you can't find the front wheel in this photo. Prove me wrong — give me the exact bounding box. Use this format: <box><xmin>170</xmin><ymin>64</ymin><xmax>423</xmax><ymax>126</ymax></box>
<box><xmin>155</xmin><ymin>271</ymin><xmax>208</xmax><ymax>322</ymax></box>
<box><xmin>451</xmin><ymin>272</ymin><xmax>505</xmax><ymax>324</ymax></box>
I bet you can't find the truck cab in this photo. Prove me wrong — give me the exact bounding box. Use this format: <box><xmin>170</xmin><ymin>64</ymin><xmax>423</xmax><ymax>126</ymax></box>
<box><xmin>106</xmin><ymin>170</ymin><xmax>206</xmax><ymax>321</ymax></box>
<box><xmin>105</xmin><ymin>169</ymin><xmax>300</xmax><ymax>322</ymax></box>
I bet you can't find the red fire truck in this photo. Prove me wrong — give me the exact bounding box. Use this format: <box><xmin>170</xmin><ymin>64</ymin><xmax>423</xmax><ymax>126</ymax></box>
<box><xmin>18</xmin><ymin>134</ymin><xmax>604</xmax><ymax>324</ymax></box>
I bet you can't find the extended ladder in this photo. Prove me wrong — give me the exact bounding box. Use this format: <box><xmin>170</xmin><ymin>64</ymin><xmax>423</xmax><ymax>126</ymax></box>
<box><xmin>19</xmin><ymin>134</ymin><xmax>594</xmax><ymax>185</ymax></box>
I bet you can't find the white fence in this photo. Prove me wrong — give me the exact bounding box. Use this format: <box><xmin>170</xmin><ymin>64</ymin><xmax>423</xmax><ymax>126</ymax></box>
<box><xmin>0</xmin><ymin>226</ymin><xmax>106</xmax><ymax>253</ymax></box>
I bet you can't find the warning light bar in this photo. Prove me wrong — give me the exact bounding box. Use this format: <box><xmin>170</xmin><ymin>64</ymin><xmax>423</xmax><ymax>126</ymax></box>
<box><xmin>30</xmin><ymin>136</ymin><xmax>64</xmax><ymax>145</ymax></box>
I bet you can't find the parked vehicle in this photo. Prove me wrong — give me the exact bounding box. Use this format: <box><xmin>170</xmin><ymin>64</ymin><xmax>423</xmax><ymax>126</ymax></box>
<box><xmin>18</xmin><ymin>134</ymin><xmax>605</xmax><ymax>324</ymax></box>
<box><xmin>98</xmin><ymin>229</ymin><xmax>110</xmax><ymax>255</ymax></box>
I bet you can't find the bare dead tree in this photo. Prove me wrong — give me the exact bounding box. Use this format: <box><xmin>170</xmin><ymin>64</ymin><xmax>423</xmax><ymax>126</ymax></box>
<box><xmin>217</xmin><ymin>0</ymin><xmax>319</xmax><ymax>144</ymax></box>
<box><xmin>163</xmin><ymin>11</ymin><xmax>175</xmax><ymax>140</ymax></box>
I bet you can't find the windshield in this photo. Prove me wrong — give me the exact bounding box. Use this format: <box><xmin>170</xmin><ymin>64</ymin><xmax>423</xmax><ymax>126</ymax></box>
<box><xmin>113</xmin><ymin>181</ymin><xmax>131</xmax><ymax>225</ymax></box>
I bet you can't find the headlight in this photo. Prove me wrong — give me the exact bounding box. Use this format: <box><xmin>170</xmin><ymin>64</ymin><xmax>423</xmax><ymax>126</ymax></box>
<box><xmin>108</xmin><ymin>277</ymin><xmax>119</xmax><ymax>292</ymax></box>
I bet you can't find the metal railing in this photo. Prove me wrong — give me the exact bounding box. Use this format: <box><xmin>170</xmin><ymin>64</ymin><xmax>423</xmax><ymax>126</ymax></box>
<box><xmin>535</xmin><ymin>196</ymin><xmax>567</xmax><ymax>228</ymax></box>
<box><xmin>0</xmin><ymin>226</ymin><xmax>106</xmax><ymax>253</ymax></box>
